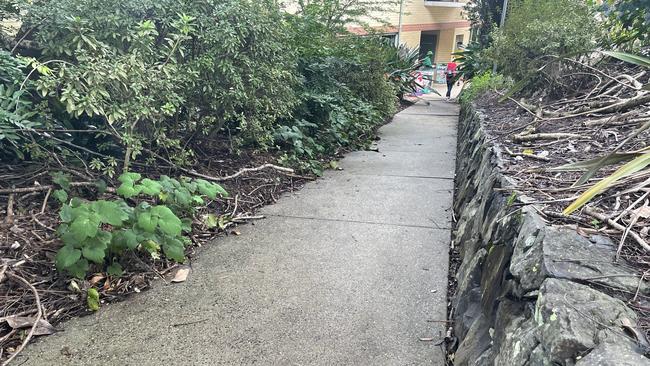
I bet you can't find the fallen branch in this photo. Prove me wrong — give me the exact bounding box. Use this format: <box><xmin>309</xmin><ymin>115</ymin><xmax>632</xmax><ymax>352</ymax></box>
<box><xmin>0</xmin><ymin>181</ymin><xmax>96</xmax><ymax>195</ymax></box>
<box><xmin>504</xmin><ymin>146</ymin><xmax>550</xmax><ymax>162</ymax></box>
<box><xmin>513</xmin><ymin>132</ymin><xmax>583</xmax><ymax>142</ymax></box>
<box><xmin>2</xmin><ymin>272</ymin><xmax>43</xmax><ymax>366</ymax></box>
<box><xmin>142</xmin><ymin>147</ymin><xmax>295</xmax><ymax>182</ymax></box>
<box><xmin>183</xmin><ymin>164</ymin><xmax>294</xmax><ymax>182</ymax></box>
<box><xmin>583</xmin><ymin>207</ymin><xmax>650</xmax><ymax>254</ymax></box>
<box><xmin>4</xmin><ymin>193</ymin><xmax>14</xmax><ymax>226</ymax></box>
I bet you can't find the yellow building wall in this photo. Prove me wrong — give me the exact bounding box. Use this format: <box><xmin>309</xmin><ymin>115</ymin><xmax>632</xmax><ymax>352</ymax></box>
<box><xmin>400</xmin><ymin>31</ymin><xmax>422</xmax><ymax>50</ymax></box>
<box><xmin>358</xmin><ymin>0</ymin><xmax>468</xmax><ymax>28</ymax></box>
<box><xmin>402</xmin><ymin>1</ymin><xmax>466</xmax><ymax>25</ymax></box>
<box><xmin>435</xmin><ymin>28</ymin><xmax>456</xmax><ymax>63</ymax></box>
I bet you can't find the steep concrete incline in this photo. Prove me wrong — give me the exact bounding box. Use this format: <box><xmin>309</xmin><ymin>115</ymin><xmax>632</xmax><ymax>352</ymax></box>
<box><xmin>20</xmin><ymin>99</ymin><xmax>458</xmax><ymax>365</ymax></box>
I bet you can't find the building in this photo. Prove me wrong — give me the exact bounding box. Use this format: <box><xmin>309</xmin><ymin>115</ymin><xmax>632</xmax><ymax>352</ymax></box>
<box><xmin>348</xmin><ymin>0</ymin><xmax>471</xmax><ymax>65</ymax></box>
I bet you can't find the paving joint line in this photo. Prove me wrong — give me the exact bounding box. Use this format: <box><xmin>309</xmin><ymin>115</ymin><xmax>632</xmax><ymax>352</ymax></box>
<box><xmin>341</xmin><ymin>173</ymin><xmax>455</xmax><ymax>181</ymax></box>
<box><xmin>397</xmin><ymin>113</ymin><xmax>459</xmax><ymax>117</ymax></box>
<box><xmin>265</xmin><ymin>214</ymin><xmax>452</xmax><ymax>231</ymax></box>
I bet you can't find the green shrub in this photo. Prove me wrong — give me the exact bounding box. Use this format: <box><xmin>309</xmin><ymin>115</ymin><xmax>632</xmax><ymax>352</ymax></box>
<box><xmin>0</xmin><ymin>50</ymin><xmax>43</xmax><ymax>159</ymax></box>
<box><xmin>24</xmin><ymin>0</ymin><xmax>299</xmax><ymax>169</ymax></box>
<box><xmin>54</xmin><ymin>172</ymin><xmax>228</xmax><ymax>278</ymax></box>
<box><xmin>598</xmin><ymin>0</ymin><xmax>650</xmax><ymax>46</ymax></box>
<box><xmin>487</xmin><ymin>0</ymin><xmax>600</xmax><ymax>82</ymax></box>
<box><xmin>458</xmin><ymin>72</ymin><xmax>511</xmax><ymax>104</ymax></box>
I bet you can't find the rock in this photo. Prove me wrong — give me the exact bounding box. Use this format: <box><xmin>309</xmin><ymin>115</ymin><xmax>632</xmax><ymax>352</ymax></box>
<box><xmin>492</xmin><ymin>317</ymin><xmax>540</xmax><ymax>365</ymax></box>
<box><xmin>576</xmin><ymin>335</ymin><xmax>649</xmax><ymax>365</ymax></box>
<box><xmin>510</xmin><ymin>223</ymin><xmax>647</xmax><ymax>296</ymax></box>
<box><xmin>454</xmin><ymin>286</ymin><xmax>483</xmax><ymax>341</ymax></box>
<box><xmin>509</xmin><ymin>208</ymin><xmax>548</xmax><ymax>296</ymax></box>
<box><xmin>492</xmin><ymin>299</ymin><xmax>527</xmax><ymax>351</ymax></box>
<box><xmin>454</xmin><ymin>313</ymin><xmax>492</xmax><ymax>366</ymax></box>
<box><xmin>480</xmin><ymin>244</ymin><xmax>511</xmax><ymax>318</ymax></box>
<box><xmin>534</xmin><ymin>278</ymin><xmax>638</xmax><ymax>364</ymax></box>
<box><xmin>455</xmin><ymin>249</ymin><xmax>486</xmax><ymax>306</ymax></box>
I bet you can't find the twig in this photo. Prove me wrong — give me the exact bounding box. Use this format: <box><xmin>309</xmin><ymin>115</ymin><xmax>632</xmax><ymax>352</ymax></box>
<box><xmin>512</xmin><ymin>132</ymin><xmax>583</xmax><ymax>142</ymax></box>
<box><xmin>618</xmin><ymin>209</ymin><xmax>640</xmax><ymax>261</ymax></box>
<box><xmin>4</xmin><ymin>193</ymin><xmax>14</xmax><ymax>226</ymax></box>
<box><xmin>614</xmin><ymin>191</ymin><xmax>650</xmax><ymax>222</ymax></box>
<box><xmin>171</xmin><ymin>318</ymin><xmax>208</xmax><ymax>327</ymax></box>
<box><xmin>32</xmin><ymin>215</ymin><xmax>56</xmax><ymax>232</ymax></box>
<box><xmin>40</xmin><ymin>189</ymin><xmax>52</xmax><ymax>214</ymax></box>
<box><xmin>503</xmin><ymin>146</ymin><xmax>550</xmax><ymax>162</ymax></box>
<box><xmin>584</xmin><ymin>207</ymin><xmax>650</xmax><ymax>253</ymax></box>
<box><xmin>2</xmin><ymin>272</ymin><xmax>43</xmax><ymax>366</ymax></box>
<box><xmin>0</xmin><ymin>181</ymin><xmax>96</xmax><ymax>195</ymax></box>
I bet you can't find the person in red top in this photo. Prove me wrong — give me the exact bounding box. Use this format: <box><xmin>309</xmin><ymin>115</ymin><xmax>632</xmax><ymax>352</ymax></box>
<box><xmin>445</xmin><ymin>60</ymin><xmax>458</xmax><ymax>99</ymax></box>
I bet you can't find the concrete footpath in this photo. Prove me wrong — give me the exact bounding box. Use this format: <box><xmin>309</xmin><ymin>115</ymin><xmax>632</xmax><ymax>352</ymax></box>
<box><xmin>20</xmin><ymin>98</ymin><xmax>458</xmax><ymax>366</ymax></box>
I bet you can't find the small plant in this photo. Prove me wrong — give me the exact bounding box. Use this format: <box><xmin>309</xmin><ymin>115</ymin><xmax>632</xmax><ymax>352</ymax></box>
<box><xmin>55</xmin><ymin>172</ymin><xmax>228</xmax><ymax>278</ymax></box>
<box><xmin>458</xmin><ymin>71</ymin><xmax>511</xmax><ymax>104</ymax></box>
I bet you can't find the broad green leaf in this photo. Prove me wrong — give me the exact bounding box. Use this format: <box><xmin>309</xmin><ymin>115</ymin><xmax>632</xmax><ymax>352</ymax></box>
<box><xmin>118</xmin><ymin>172</ymin><xmax>141</xmax><ymax>183</ymax></box>
<box><xmin>82</xmin><ymin>236</ymin><xmax>109</xmax><ymax>263</ymax></box>
<box><xmin>107</xmin><ymin>262</ymin><xmax>123</xmax><ymax>277</ymax></box>
<box><xmin>139</xmin><ymin>178</ymin><xmax>163</xmax><ymax>196</ymax></box>
<box><xmin>151</xmin><ymin>206</ymin><xmax>182</xmax><ymax>236</ymax></box>
<box><xmin>87</xmin><ymin>288</ymin><xmax>100</xmax><ymax>311</ymax></box>
<box><xmin>196</xmin><ymin>180</ymin><xmax>228</xmax><ymax>199</ymax></box>
<box><xmin>137</xmin><ymin>211</ymin><xmax>158</xmax><ymax>233</ymax></box>
<box><xmin>93</xmin><ymin>200</ymin><xmax>129</xmax><ymax>226</ymax></box>
<box><xmin>601</xmin><ymin>51</ymin><xmax>650</xmax><ymax>68</ymax></box>
<box><xmin>55</xmin><ymin>245</ymin><xmax>82</xmax><ymax>269</ymax></box>
<box><xmin>564</xmin><ymin>153</ymin><xmax>650</xmax><ymax>215</ymax></box>
<box><xmin>51</xmin><ymin>171</ymin><xmax>71</xmax><ymax>190</ymax></box>
<box><xmin>162</xmin><ymin>237</ymin><xmax>185</xmax><ymax>262</ymax></box>
<box><xmin>53</xmin><ymin>189</ymin><xmax>68</xmax><ymax>204</ymax></box>
<box><xmin>69</xmin><ymin>213</ymin><xmax>100</xmax><ymax>241</ymax></box>
<box><xmin>174</xmin><ymin>189</ymin><xmax>192</xmax><ymax>206</ymax></box>
<box><xmin>181</xmin><ymin>218</ymin><xmax>193</xmax><ymax>233</ymax></box>
<box><xmin>60</xmin><ymin>205</ymin><xmax>74</xmax><ymax>223</ymax></box>
<box><xmin>116</xmin><ymin>183</ymin><xmax>141</xmax><ymax>199</ymax></box>
<box><xmin>111</xmin><ymin>229</ymin><xmax>139</xmax><ymax>251</ymax></box>
<box><xmin>67</xmin><ymin>259</ymin><xmax>89</xmax><ymax>279</ymax></box>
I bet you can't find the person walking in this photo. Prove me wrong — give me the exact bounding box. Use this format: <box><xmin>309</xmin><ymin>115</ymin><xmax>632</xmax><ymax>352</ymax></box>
<box><xmin>445</xmin><ymin>59</ymin><xmax>458</xmax><ymax>99</ymax></box>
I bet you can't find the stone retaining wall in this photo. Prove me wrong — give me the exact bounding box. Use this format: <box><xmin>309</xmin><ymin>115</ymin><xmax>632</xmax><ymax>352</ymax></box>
<box><xmin>451</xmin><ymin>103</ymin><xmax>649</xmax><ymax>365</ymax></box>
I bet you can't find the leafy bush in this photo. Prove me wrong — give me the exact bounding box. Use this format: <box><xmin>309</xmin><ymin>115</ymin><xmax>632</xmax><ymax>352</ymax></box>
<box><xmin>463</xmin><ymin>0</ymin><xmax>507</xmax><ymax>47</ymax></box>
<box><xmin>55</xmin><ymin>172</ymin><xmax>227</xmax><ymax>278</ymax></box>
<box><xmin>453</xmin><ymin>42</ymin><xmax>491</xmax><ymax>81</ymax></box>
<box><xmin>458</xmin><ymin>72</ymin><xmax>511</xmax><ymax>104</ymax></box>
<box><xmin>487</xmin><ymin>0</ymin><xmax>600</xmax><ymax>82</ymax></box>
<box><xmin>23</xmin><ymin>0</ymin><xmax>299</xmax><ymax>170</ymax></box>
<box><xmin>0</xmin><ymin>50</ymin><xmax>43</xmax><ymax>159</ymax></box>
<box><xmin>598</xmin><ymin>0</ymin><xmax>650</xmax><ymax>46</ymax></box>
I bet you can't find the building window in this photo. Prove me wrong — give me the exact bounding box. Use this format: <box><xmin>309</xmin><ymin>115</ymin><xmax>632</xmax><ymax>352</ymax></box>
<box><xmin>455</xmin><ymin>34</ymin><xmax>464</xmax><ymax>50</ymax></box>
<box><xmin>382</xmin><ymin>33</ymin><xmax>398</xmax><ymax>46</ymax></box>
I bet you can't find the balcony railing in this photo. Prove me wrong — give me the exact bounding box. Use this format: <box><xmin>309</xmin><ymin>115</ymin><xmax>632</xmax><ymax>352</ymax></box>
<box><xmin>424</xmin><ymin>0</ymin><xmax>464</xmax><ymax>7</ymax></box>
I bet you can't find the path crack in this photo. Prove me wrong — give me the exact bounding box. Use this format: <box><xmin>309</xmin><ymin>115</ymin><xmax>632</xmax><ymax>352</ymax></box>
<box><xmin>265</xmin><ymin>213</ymin><xmax>452</xmax><ymax>230</ymax></box>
